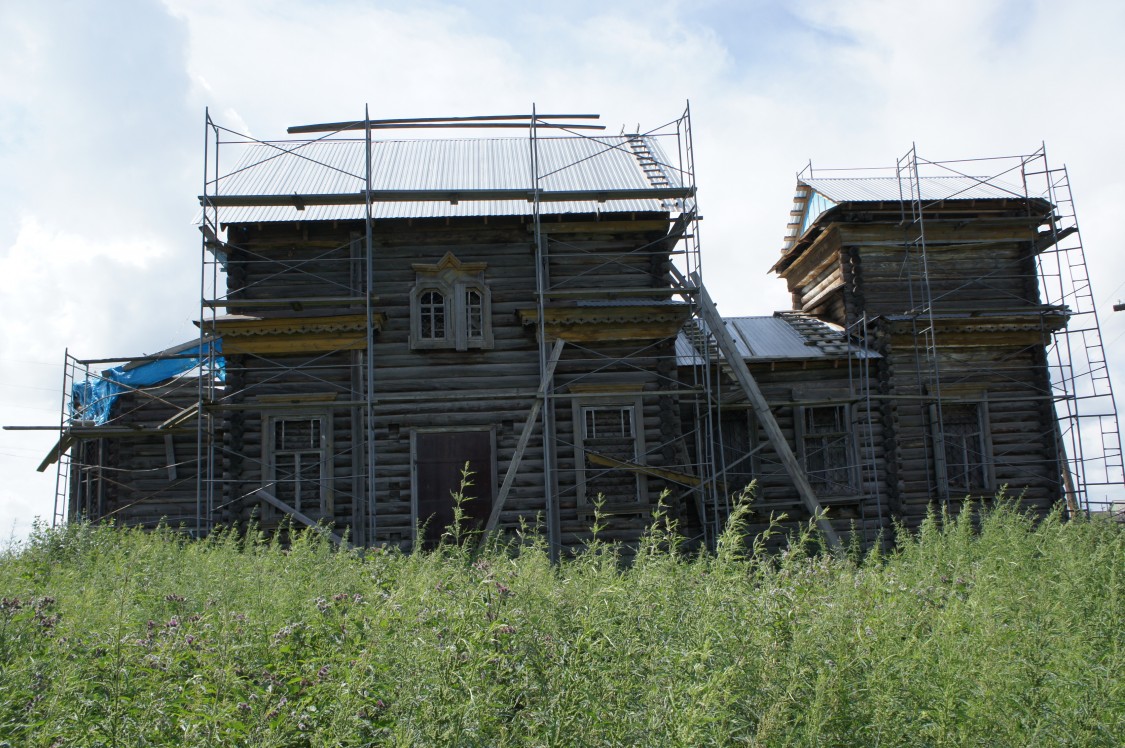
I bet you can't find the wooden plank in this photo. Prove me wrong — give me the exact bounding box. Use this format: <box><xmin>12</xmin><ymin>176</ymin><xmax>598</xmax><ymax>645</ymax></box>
<box><xmin>585</xmin><ymin>451</ymin><xmax>702</xmax><ymax>487</ymax></box>
<box><xmin>164</xmin><ymin>435</ymin><xmax>178</xmax><ymax>481</ymax></box>
<box><xmin>482</xmin><ymin>338</ymin><xmax>565</xmax><ymax>534</ymax></box>
<box><xmin>686</xmin><ymin>269</ymin><xmax>841</xmax><ymax>549</ymax></box>
<box><xmin>256</xmin><ymin>488</ymin><xmax>344</xmax><ymax>545</ymax></box>
<box><xmin>37</xmin><ymin>433</ymin><xmax>76</xmax><ymax>473</ymax></box>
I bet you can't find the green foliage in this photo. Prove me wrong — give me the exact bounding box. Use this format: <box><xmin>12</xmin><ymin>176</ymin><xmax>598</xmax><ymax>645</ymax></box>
<box><xmin>0</xmin><ymin>500</ymin><xmax>1121</xmax><ymax>746</ymax></box>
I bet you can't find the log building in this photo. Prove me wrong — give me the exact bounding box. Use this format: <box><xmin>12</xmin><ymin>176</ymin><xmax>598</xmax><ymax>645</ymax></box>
<box><xmin>38</xmin><ymin>111</ymin><xmax>1122</xmax><ymax>552</ymax></box>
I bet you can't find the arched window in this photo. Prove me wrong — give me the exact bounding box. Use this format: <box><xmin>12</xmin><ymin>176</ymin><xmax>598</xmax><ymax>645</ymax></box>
<box><xmin>410</xmin><ymin>253</ymin><xmax>492</xmax><ymax>350</ymax></box>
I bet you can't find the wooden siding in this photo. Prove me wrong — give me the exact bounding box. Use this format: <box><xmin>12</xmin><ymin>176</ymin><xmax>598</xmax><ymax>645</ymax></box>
<box><xmin>779</xmin><ymin>208</ymin><xmax>1064</xmax><ymax>531</ymax></box>
<box><xmin>218</xmin><ymin>214</ymin><xmax>683</xmax><ymax>549</ymax></box>
<box><xmin>69</xmin><ymin>382</ymin><xmax>204</xmax><ymax>531</ymax></box>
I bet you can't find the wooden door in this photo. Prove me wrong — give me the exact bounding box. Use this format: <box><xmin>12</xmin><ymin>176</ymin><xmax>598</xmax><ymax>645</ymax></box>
<box><xmin>413</xmin><ymin>430</ymin><xmax>494</xmax><ymax>548</ymax></box>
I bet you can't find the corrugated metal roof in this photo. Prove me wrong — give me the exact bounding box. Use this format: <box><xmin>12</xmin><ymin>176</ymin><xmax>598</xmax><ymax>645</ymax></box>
<box><xmin>780</xmin><ymin>175</ymin><xmax>1034</xmax><ymax>254</ymax></box>
<box><xmin>676</xmin><ymin>314</ymin><xmax>878</xmax><ymax>366</ymax></box>
<box><xmin>799</xmin><ymin>175</ymin><xmax>1026</xmax><ymax>203</ymax></box>
<box><xmin>211</xmin><ymin>135</ymin><xmax>685</xmax><ymax>223</ymax></box>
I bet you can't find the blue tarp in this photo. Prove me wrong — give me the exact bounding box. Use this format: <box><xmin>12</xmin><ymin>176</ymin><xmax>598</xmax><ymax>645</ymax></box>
<box><xmin>71</xmin><ymin>340</ymin><xmax>224</xmax><ymax>426</ymax></box>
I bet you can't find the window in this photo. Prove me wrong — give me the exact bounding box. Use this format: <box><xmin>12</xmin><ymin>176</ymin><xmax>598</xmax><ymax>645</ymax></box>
<box><xmin>933</xmin><ymin>402</ymin><xmax>992</xmax><ymax>497</ymax></box>
<box><xmin>715</xmin><ymin>410</ymin><xmax>760</xmax><ymax>498</ymax></box>
<box><xmin>584</xmin><ymin>406</ymin><xmax>634</xmax><ymax>440</ymax></box>
<box><xmin>464</xmin><ymin>287</ymin><xmax>484</xmax><ymax>341</ymax></box>
<box><xmin>410</xmin><ymin>252</ymin><xmax>492</xmax><ymax>350</ymax></box>
<box><xmin>418</xmin><ymin>289</ymin><xmax>446</xmax><ymax>341</ymax></box>
<box><xmin>265</xmin><ymin>414</ymin><xmax>331</xmax><ymax>517</ymax></box>
<box><xmin>573</xmin><ymin>396</ymin><xmax>646</xmax><ymax>505</ymax></box>
<box><xmin>797</xmin><ymin>404</ymin><xmax>858</xmax><ymax>496</ymax></box>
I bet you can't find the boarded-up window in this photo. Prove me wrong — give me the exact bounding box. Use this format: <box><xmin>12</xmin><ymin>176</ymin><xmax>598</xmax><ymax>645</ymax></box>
<box><xmin>797</xmin><ymin>405</ymin><xmax>857</xmax><ymax>496</ymax></box>
<box><xmin>715</xmin><ymin>411</ymin><xmax>758</xmax><ymax>499</ymax></box>
<box><xmin>933</xmin><ymin>402</ymin><xmax>992</xmax><ymax>496</ymax></box>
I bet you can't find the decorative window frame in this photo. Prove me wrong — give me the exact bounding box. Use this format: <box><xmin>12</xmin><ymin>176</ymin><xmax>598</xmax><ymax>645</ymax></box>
<box><xmin>261</xmin><ymin>408</ymin><xmax>333</xmax><ymax>518</ymax></box>
<box><xmin>570</xmin><ymin>385</ymin><xmax>648</xmax><ymax>506</ymax></box>
<box><xmin>410</xmin><ymin>252</ymin><xmax>493</xmax><ymax>351</ymax></box>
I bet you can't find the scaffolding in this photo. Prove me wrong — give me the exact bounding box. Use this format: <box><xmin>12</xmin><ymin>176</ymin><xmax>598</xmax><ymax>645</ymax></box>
<box><xmin>190</xmin><ymin>104</ymin><xmax>750</xmax><ymax>551</ymax></box>
<box><xmin>49</xmin><ymin>115</ymin><xmax>1118</xmax><ymax>547</ymax></box>
<box><xmin>795</xmin><ymin>145</ymin><xmax>1124</xmax><ymax>515</ymax></box>
<box><xmin>48</xmin><ymin>343</ymin><xmax>217</xmax><ymax>530</ymax></box>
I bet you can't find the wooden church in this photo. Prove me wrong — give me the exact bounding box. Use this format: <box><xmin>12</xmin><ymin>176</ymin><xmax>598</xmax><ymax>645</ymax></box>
<box><xmin>43</xmin><ymin>111</ymin><xmax>1105</xmax><ymax>553</ymax></box>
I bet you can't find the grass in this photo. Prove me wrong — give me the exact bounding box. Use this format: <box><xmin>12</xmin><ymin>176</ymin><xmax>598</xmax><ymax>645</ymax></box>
<box><xmin>0</xmin><ymin>496</ymin><xmax>1121</xmax><ymax>746</ymax></box>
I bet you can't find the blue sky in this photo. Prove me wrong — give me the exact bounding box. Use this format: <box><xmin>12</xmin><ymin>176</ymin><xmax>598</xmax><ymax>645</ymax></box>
<box><xmin>2</xmin><ymin>0</ymin><xmax>1124</xmax><ymax>539</ymax></box>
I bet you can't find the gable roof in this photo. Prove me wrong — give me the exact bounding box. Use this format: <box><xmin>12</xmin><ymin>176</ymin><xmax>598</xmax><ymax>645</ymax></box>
<box><xmin>206</xmin><ymin>135</ymin><xmax>691</xmax><ymax>224</ymax></box>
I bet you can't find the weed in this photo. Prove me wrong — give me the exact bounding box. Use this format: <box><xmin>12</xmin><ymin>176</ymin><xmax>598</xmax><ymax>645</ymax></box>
<box><xmin>0</xmin><ymin>500</ymin><xmax>1120</xmax><ymax>745</ymax></box>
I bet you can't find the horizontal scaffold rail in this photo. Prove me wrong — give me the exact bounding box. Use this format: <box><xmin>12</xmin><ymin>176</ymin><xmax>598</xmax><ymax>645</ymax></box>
<box><xmin>200</xmin><ymin>187</ymin><xmax>694</xmax><ymax>208</ymax></box>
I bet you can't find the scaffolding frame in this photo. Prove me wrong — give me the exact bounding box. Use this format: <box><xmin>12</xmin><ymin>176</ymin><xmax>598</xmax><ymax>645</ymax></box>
<box><xmin>797</xmin><ymin>145</ymin><xmax>1124</xmax><ymax>514</ymax></box>
<box><xmin>189</xmin><ymin>103</ymin><xmax>765</xmax><ymax>551</ymax></box>
<box><xmin>55</xmin><ymin>116</ymin><xmax>1115</xmax><ymax>548</ymax></box>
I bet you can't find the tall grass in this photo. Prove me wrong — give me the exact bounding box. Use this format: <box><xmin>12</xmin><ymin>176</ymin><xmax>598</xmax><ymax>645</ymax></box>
<box><xmin>0</xmin><ymin>499</ymin><xmax>1121</xmax><ymax>746</ymax></box>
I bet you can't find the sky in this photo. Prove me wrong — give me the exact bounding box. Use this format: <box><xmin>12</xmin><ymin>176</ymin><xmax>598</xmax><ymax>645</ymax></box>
<box><xmin>2</xmin><ymin>0</ymin><xmax>1124</xmax><ymax>541</ymax></box>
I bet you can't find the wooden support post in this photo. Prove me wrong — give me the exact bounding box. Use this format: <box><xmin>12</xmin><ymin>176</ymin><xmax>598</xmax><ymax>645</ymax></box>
<box><xmin>688</xmin><ymin>270</ymin><xmax>841</xmax><ymax>549</ymax></box>
<box><xmin>483</xmin><ymin>338</ymin><xmax>566</xmax><ymax>534</ymax></box>
<box><xmin>256</xmin><ymin>488</ymin><xmax>344</xmax><ymax>545</ymax></box>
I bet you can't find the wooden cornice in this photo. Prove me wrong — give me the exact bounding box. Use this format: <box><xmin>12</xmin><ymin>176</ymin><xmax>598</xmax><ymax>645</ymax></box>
<box><xmin>517</xmin><ymin>304</ymin><xmax>690</xmax><ymax>343</ymax></box>
<box><xmin>202</xmin><ymin>313</ymin><xmax>386</xmax><ymax>355</ymax></box>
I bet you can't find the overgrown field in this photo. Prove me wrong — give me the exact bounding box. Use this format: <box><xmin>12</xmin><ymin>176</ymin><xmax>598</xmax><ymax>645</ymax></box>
<box><xmin>0</xmin><ymin>502</ymin><xmax>1122</xmax><ymax>747</ymax></box>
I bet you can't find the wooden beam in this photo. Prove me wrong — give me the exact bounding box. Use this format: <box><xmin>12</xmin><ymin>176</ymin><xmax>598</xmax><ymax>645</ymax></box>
<box><xmin>203</xmin><ymin>295</ymin><xmax>377</xmax><ymax>309</ymax></box>
<box><xmin>585</xmin><ymin>451</ymin><xmax>701</xmax><ymax>487</ymax></box>
<box><xmin>1034</xmin><ymin>225</ymin><xmax>1078</xmax><ymax>253</ymax></box>
<box><xmin>685</xmin><ymin>269</ymin><xmax>841</xmax><ymax>549</ymax></box>
<box><xmin>36</xmin><ymin>433</ymin><xmax>75</xmax><ymax>473</ymax></box>
<box><xmin>256</xmin><ymin>488</ymin><xmax>344</xmax><ymax>545</ymax></box>
<box><xmin>287</xmin><ymin>114</ymin><xmax>601</xmax><ymax>134</ymax></box>
<box><xmin>482</xmin><ymin>338</ymin><xmax>566</xmax><ymax>534</ymax></box>
<box><xmin>159</xmin><ymin>402</ymin><xmax>200</xmax><ymax>430</ymax></box>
